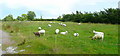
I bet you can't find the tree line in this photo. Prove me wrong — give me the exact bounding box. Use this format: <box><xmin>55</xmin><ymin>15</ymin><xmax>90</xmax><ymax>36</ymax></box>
<box><xmin>1</xmin><ymin>8</ymin><xmax>120</xmax><ymax>24</ymax></box>
<box><xmin>2</xmin><ymin>11</ymin><xmax>36</xmax><ymax>21</ymax></box>
<box><xmin>58</xmin><ymin>8</ymin><xmax>120</xmax><ymax>24</ymax></box>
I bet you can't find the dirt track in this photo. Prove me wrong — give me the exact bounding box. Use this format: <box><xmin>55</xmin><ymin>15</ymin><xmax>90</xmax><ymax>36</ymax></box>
<box><xmin>0</xmin><ymin>30</ymin><xmax>15</xmax><ymax>54</ymax></box>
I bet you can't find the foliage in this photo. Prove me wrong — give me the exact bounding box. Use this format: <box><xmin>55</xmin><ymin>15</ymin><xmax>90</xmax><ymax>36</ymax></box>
<box><xmin>60</xmin><ymin>8</ymin><xmax>120</xmax><ymax>24</ymax></box>
<box><xmin>2</xmin><ymin>8</ymin><xmax>119</xmax><ymax>24</ymax></box>
<box><xmin>3</xmin><ymin>14</ymin><xmax>14</xmax><ymax>21</ymax></box>
<box><xmin>27</xmin><ymin>11</ymin><xmax>36</xmax><ymax>21</ymax></box>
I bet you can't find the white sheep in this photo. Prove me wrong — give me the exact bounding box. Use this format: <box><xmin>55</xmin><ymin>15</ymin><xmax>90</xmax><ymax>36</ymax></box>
<box><xmin>55</xmin><ymin>29</ymin><xmax>59</xmax><ymax>34</ymax></box>
<box><xmin>48</xmin><ymin>24</ymin><xmax>51</xmax><ymax>27</ymax></box>
<box><xmin>60</xmin><ymin>31</ymin><xmax>68</xmax><ymax>35</ymax></box>
<box><xmin>38</xmin><ymin>27</ymin><xmax>42</xmax><ymax>30</ymax></box>
<box><xmin>0</xmin><ymin>44</ymin><xmax>1</xmax><ymax>46</ymax></box>
<box><xmin>92</xmin><ymin>30</ymin><xmax>104</xmax><ymax>41</ymax></box>
<box><xmin>49</xmin><ymin>22</ymin><xmax>53</xmax><ymax>23</ymax></box>
<box><xmin>38</xmin><ymin>29</ymin><xmax>45</xmax><ymax>36</ymax></box>
<box><xmin>62</xmin><ymin>24</ymin><xmax>66</xmax><ymax>27</ymax></box>
<box><xmin>58</xmin><ymin>23</ymin><xmax>61</xmax><ymax>25</ymax></box>
<box><xmin>78</xmin><ymin>23</ymin><xmax>81</xmax><ymax>25</ymax></box>
<box><xmin>74</xmin><ymin>33</ymin><xmax>79</xmax><ymax>37</ymax></box>
<box><xmin>59</xmin><ymin>23</ymin><xmax>63</xmax><ymax>25</ymax></box>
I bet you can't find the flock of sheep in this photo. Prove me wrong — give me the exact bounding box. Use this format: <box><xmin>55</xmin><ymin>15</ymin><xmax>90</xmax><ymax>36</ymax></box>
<box><xmin>33</xmin><ymin>22</ymin><xmax>104</xmax><ymax>41</ymax></box>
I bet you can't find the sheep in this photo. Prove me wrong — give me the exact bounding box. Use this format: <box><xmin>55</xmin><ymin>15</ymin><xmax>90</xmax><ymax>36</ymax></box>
<box><xmin>33</xmin><ymin>32</ymin><xmax>40</xmax><ymax>37</ymax></box>
<box><xmin>74</xmin><ymin>33</ymin><xmax>79</xmax><ymax>37</ymax></box>
<box><xmin>59</xmin><ymin>23</ymin><xmax>63</xmax><ymax>25</ymax></box>
<box><xmin>62</xmin><ymin>24</ymin><xmax>66</xmax><ymax>27</ymax></box>
<box><xmin>38</xmin><ymin>27</ymin><xmax>42</xmax><ymax>30</ymax></box>
<box><xmin>38</xmin><ymin>29</ymin><xmax>45</xmax><ymax>36</ymax></box>
<box><xmin>92</xmin><ymin>30</ymin><xmax>104</xmax><ymax>41</ymax></box>
<box><xmin>0</xmin><ymin>44</ymin><xmax>1</xmax><ymax>46</ymax></box>
<box><xmin>55</xmin><ymin>29</ymin><xmax>60</xmax><ymax>34</ymax></box>
<box><xmin>49</xmin><ymin>22</ymin><xmax>53</xmax><ymax>23</ymax></box>
<box><xmin>58</xmin><ymin>23</ymin><xmax>61</xmax><ymax>25</ymax></box>
<box><xmin>60</xmin><ymin>31</ymin><xmax>68</xmax><ymax>35</ymax></box>
<box><xmin>93</xmin><ymin>30</ymin><xmax>103</xmax><ymax>34</ymax></box>
<box><xmin>78</xmin><ymin>23</ymin><xmax>81</xmax><ymax>25</ymax></box>
<box><xmin>48</xmin><ymin>24</ymin><xmax>51</xmax><ymax>27</ymax></box>
<box><xmin>50</xmin><ymin>22</ymin><xmax>55</xmax><ymax>23</ymax></box>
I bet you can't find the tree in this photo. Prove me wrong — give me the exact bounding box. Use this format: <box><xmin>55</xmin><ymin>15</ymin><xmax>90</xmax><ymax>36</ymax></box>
<box><xmin>17</xmin><ymin>16</ymin><xmax>21</xmax><ymax>20</ymax></box>
<box><xmin>21</xmin><ymin>14</ymin><xmax>28</xmax><ymax>21</ymax></box>
<box><xmin>3</xmin><ymin>14</ymin><xmax>13</xmax><ymax>21</ymax></box>
<box><xmin>60</xmin><ymin>8</ymin><xmax>119</xmax><ymax>24</ymax></box>
<box><xmin>27</xmin><ymin>11</ymin><xmax>36</xmax><ymax>20</ymax></box>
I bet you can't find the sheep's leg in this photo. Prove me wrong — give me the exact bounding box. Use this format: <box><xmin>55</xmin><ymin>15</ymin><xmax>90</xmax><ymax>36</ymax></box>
<box><xmin>92</xmin><ymin>36</ymin><xmax>95</xmax><ymax>40</ymax></box>
<box><xmin>101</xmin><ymin>35</ymin><xmax>104</xmax><ymax>41</ymax></box>
<box><xmin>44</xmin><ymin>33</ymin><xmax>45</xmax><ymax>36</ymax></box>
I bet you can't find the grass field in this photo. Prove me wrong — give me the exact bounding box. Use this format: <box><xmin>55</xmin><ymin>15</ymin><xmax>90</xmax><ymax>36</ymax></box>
<box><xmin>2</xmin><ymin>21</ymin><xmax>118</xmax><ymax>54</ymax></box>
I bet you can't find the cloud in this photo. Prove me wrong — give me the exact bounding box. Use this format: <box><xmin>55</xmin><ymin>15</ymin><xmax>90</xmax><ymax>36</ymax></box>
<box><xmin>0</xmin><ymin>0</ymin><xmax>119</xmax><ymax>19</ymax></box>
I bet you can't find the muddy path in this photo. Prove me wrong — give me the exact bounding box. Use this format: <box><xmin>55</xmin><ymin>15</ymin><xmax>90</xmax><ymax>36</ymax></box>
<box><xmin>0</xmin><ymin>30</ymin><xmax>15</xmax><ymax>45</ymax></box>
<box><xmin>0</xmin><ymin>30</ymin><xmax>15</xmax><ymax>54</ymax></box>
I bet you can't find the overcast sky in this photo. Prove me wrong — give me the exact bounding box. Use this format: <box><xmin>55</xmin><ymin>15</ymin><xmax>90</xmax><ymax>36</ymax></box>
<box><xmin>0</xmin><ymin>0</ymin><xmax>119</xmax><ymax>19</ymax></box>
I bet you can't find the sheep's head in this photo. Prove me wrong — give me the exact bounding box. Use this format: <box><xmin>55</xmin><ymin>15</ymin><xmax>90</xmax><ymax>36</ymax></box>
<box><xmin>92</xmin><ymin>38</ymin><xmax>95</xmax><ymax>40</ymax></box>
<box><xmin>93</xmin><ymin>30</ymin><xmax>96</xmax><ymax>33</ymax></box>
<box><xmin>38</xmin><ymin>27</ymin><xmax>41</xmax><ymax>29</ymax></box>
<box><xmin>66</xmin><ymin>31</ymin><xmax>68</xmax><ymax>33</ymax></box>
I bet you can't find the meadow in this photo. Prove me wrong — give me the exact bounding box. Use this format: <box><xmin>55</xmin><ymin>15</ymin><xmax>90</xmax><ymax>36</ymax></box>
<box><xmin>2</xmin><ymin>21</ymin><xmax>118</xmax><ymax>54</ymax></box>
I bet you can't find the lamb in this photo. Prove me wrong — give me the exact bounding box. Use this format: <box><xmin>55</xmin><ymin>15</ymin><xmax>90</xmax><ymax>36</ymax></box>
<box><xmin>55</xmin><ymin>29</ymin><xmax>59</xmax><ymax>34</ymax></box>
<box><xmin>38</xmin><ymin>29</ymin><xmax>45</xmax><ymax>36</ymax></box>
<box><xmin>38</xmin><ymin>27</ymin><xmax>42</xmax><ymax>30</ymax></box>
<box><xmin>74</xmin><ymin>33</ymin><xmax>79</xmax><ymax>37</ymax></box>
<box><xmin>92</xmin><ymin>30</ymin><xmax>104</xmax><ymax>41</ymax></box>
<box><xmin>60</xmin><ymin>31</ymin><xmax>68</xmax><ymax>35</ymax></box>
<box><xmin>48</xmin><ymin>24</ymin><xmax>51</xmax><ymax>27</ymax></box>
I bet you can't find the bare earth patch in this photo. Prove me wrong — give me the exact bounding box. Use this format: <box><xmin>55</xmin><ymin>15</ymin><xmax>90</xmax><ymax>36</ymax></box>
<box><xmin>0</xmin><ymin>30</ymin><xmax>15</xmax><ymax>54</ymax></box>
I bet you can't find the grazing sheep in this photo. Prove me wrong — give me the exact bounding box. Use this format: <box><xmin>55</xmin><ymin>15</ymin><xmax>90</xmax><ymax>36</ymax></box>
<box><xmin>78</xmin><ymin>23</ymin><xmax>81</xmax><ymax>25</ymax></box>
<box><xmin>55</xmin><ymin>29</ymin><xmax>60</xmax><ymax>34</ymax></box>
<box><xmin>48</xmin><ymin>24</ymin><xmax>52</xmax><ymax>27</ymax></box>
<box><xmin>74</xmin><ymin>33</ymin><xmax>79</xmax><ymax>37</ymax></box>
<box><xmin>59</xmin><ymin>23</ymin><xmax>63</xmax><ymax>25</ymax></box>
<box><xmin>0</xmin><ymin>44</ymin><xmax>1</xmax><ymax>46</ymax></box>
<box><xmin>33</xmin><ymin>32</ymin><xmax>40</xmax><ymax>37</ymax></box>
<box><xmin>38</xmin><ymin>27</ymin><xmax>42</xmax><ymax>30</ymax></box>
<box><xmin>50</xmin><ymin>22</ymin><xmax>53</xmax><ymax>23</ymax></box>
<box><xmin>58</xmin><ymin>23</ymin><xmax>61</xmax><ymax>25</ymax></box>
<box><xmin>62</xmin><ymin>24</ymin><xmax>66</xmax><ymax>27</ymax></box>
<box><xmin>60</xmin><ymin>31</ymin><xmax>68</xmax><ymax>35</ymax></box>
<box><xmin>38</xmin><ymin>29</ymin><xmax>45</xmax><ymax>36</ymax></box>
<box><xmin>92</xmin><ymin>30</ymin><xmax>104</xmax><ymax>41</ymax></box>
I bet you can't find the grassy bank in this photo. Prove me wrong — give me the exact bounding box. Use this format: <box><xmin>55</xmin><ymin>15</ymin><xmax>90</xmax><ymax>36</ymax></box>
<box><xmin>2</xmin><ymin>21</ymin><xmax>118</xmax><ymax>54</ymax></box>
